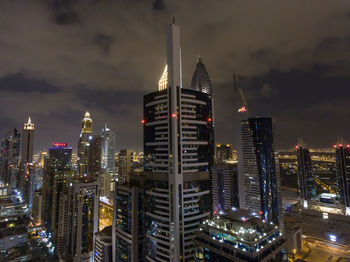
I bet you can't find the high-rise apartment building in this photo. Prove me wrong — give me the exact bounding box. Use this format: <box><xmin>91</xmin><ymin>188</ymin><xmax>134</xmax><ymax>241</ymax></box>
<box><xmin>335</xmin><ymin>143</ymin><xmax>350</xmax><ymax>215</ymax></box>
<box><xmin>212</xmin><ymin>163</ymin><xmax>238</xmax><ymax>213</ymax></box>
<box><xmin>70</xmin><ymin>180</ymin><xmax>100</xmax><ymax>261</ymax></box>
<box><xmin>112</xmin><ymin>182</ymin><xmax>145</xmax><ymax>262</ymax></box>
<box><xmin>88</xmin><ymin>134</ymin><xmax>102</xmax><ymax>181</ymax></box>
<box><xmin>0</xmin><ymin>128</ymin><xmax>21</xmax><ymax>188</ymax></box>
<box><xmin>78</xmin><ymin>111</ymin><xmax>93</xmax><ymax>179</ymax></box>
<box><xmin>42</xmin><ymin>143</ymin><xmax>72</xmax><ymax>235</ymax></box>
<box><xmin>32</xmin><ymin>190</ymin><xmax>43</xmax><ymax>225</ymax></box>
<box><xmin>94</xmin><ymin>226</ymin><xmax>112</xmax><ymax>262</ymax></box>
<box><xmin>101</xmin><ymin>124</ymin><xmax>116</xmax><ymax>173</ymax></box>
<box><xmin>117</xmin><ymin>149</ymin><xmax>133</xmax><ymax>183</ymax></box>
<box><xmin>241</xmin><ymin>117</ymin><xmax>283</xmax><ymax>230</ymax></box>
<box><xmin>296</xmin><ymin>141</ymin><xmax>316</xmax><ymax>208</ymax></box>
<box><xmin>143</xmin><ymin>21</ymin><xmax>214</xmax><ymax>261</ymax></box>
<box><xmin>215</xmin><ymin>143</ymin><xmax>233</xmax><ymax>163</ymax></box>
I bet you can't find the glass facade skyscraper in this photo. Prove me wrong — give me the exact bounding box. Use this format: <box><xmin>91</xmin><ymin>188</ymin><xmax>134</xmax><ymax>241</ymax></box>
<box><xmin>296</xmin><ymin>143</ymin><xmax>316</xmax><ymax>208</ymax></box>
<box><xmin>241</xmin><ymin>117</ymin><xmax>283</xmax><ymax>230</ymax></box>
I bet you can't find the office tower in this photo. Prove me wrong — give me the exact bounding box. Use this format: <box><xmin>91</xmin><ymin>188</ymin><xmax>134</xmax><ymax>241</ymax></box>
<box><xmin>20</xmin><ymin>117</ymin><xmax>35</xmax><ymax>205</ymax></box>
<box><xmin>215</xmin><ymin>143</ymin><xmax>233</xmax><ymax>163</ymax></box>
<box><xmin>296</xmin><ymin>141</ymin><xmax>316</xmax><ymax>208</ymax></box>
<box><xmin>334</xmin><ymin>143</ymin><xmax>350</xmax><ymax>215</ymax></box>
<box><xmin>42</xmin><ymin>143</ymin><xmax>72</xmax><ymax>235</ymax></box>
<box><xmin>88</xmin><ymin>135</ymin><xmax>102</xmax><ymax>181</ymax></box>
<box><xmin>0</xmin><ymin>128</ymin><xmax>21</xmax><ymax>188</ymax></box>
<box><xmin>233</xmin><ymin>74</ymin><xmax>249</xmax><ymax>209</ymax></box>
<box><xmin>195</xmin><ymin>209</ymin><xmax>285</xmax><ymax>261</ymax></box>
<box><xmin>112</xmin><ymin>182</ymin><xmax>145</xmax><ymax>262</ymax></box>
<box><xmin>51</xmin><ymin>170</ymin><xmax>73</xmax><ymax>258</ymax></box>
<box><xmin>71</xmin><ymin>180</ymin><xmax>100</xmax><ymax>261</ymax></box>
<box><xmin>94</xmin><ymin>226</ymin><xmax>112</xmax><ymax>262</ymax></box>
<box><xmin>143</xmin><ymin>21</ymin><xmax>214</xmax><ymax>261</ymax></box>
<box><xmin>241</xmin><ymin>117</ymin><xmax>283</xmax><ymax>229</ymax></box>
<box><xmin>212</xmin><ymin>163</ymin><xmax>238</xmax><ymax>213</ymax></box>
<box><xmin>117</xmin><ymin>149</ymin><xmax>133</xmax><ymax>183</ymax></box>
<box><xmin>101</xmin><ymin>124</ymin><xmax>116</xmax><ymax>173</ymax></box>
<box><xmin>78</xmin><ymin>111</ymin><xmax>93</xmax><ymax>178</ymax></box>
<box><xmin>32</xmin><ymin>190</ymin><xmax>43</xmax><ymax>225</ymax></box>
<box><xmin>21</xmin><ymin>117</ymin><xmax>34</xmax><ymax>164</ymax></box>
<box><xmin>190</xmin><ymin>56</ymin><xmax>212</xmax><ymax>95</ymax></box>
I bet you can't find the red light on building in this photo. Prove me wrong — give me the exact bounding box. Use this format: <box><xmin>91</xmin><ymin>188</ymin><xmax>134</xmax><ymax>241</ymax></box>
<box><xmin>295</xmin><ymin>145</ymin><xmax>299</xmax><ymax>149</ymax></box>
<box><xmin>208</xmin><ymin>118</ymin><xmax>212</xmax><ymax>122</ymax></box>
<box><xmin>141</xmin><ymin>120</ymin><xmax>146</xmax><ymax>124</ymax></box>
<box><xmin>347</xmin><ymin>145</ymin><xmax>350</xmax><ymax>148</ymax></box>
<box><xmin>333</xmin><ymin>145</ymin><xmax>337</xmax><ymax>148</ymax></box>
<box><xmin>53</xmin><ymin>143</ymin><xmax>68</xmax><ymax>147</ymax></box>
<box><xmin>340</xmin><ymin>144</ymin><xmax>343</xmax><ymax>147</ymax></box>
<box><xmin>259</xmin><ymin>211</ymin><xmax>263</xmax><ymax>215</ymax></box>
<box><xmin>171</xmin><ymin>113</ymin><xmax>177</xmax><ymax>118</ymax></box>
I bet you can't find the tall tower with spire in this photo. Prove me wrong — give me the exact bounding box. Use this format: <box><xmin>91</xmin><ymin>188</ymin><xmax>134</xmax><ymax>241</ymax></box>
<box><xmin>141</xmin><ymin>20</ymin><xmax>214</xmax><ymax>262</ymax></box>
<box><xmin>190</xmin><ymin>56</ymin><xmax>212</xmax><ymax>95</ymax></box>
<box><xmin>78</xmin><ymin>111</ymin><xmax>93</xmax><ymax>179</ymax></box>
<box><xmin>21</xmin><ymin>117</ymin><xmax>34</xmax><ymax>164</ymax></box>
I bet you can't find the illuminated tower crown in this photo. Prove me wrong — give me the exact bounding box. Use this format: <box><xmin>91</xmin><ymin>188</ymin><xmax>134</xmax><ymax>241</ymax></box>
<box><xmin>81</xmin><ymin>111</ymin><xmax>93</xmax><ymax>134</ymax></box>
<box><xmin>24</xmin><ymin>117</ymin><xmax>34</xmax><ymax>130</ymax></box>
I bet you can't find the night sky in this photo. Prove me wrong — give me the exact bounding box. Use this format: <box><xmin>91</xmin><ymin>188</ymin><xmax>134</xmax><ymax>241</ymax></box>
<box><xmin>1</xmin><ymin>0</ymin><xmax>350</xmax><ymax>153</ymax></box>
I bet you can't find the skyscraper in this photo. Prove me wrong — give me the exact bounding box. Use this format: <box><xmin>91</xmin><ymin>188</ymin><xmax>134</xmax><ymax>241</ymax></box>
<box><xmin>143</xmin><ymin>21</ymin><xmax>214</xmax><ymax>261</ymax></box>
<box><xmin>296</xmin><ymin>141</ymin><xmax>316</xmax><ymax>208</ymax></box>
<box><xmin>190</xmin><ymin>56</ymin><xmax>212</xmax><ymax>95</ymax></box>
<box><xmin>212</xmin><ymin>163</ymin><xmax>239</xmax><ymax>213</ymax></box>
<box><xmin>101</xmin><ymin>124</ymin><xmax>116</xmax><ymax>173</ymax></box>
<box><xmin>0</xmin><ymin>128</ymin><xmax>21</xmax><ymax>188</ymax></box>
<box><xmin>20</xmin><ymin>117</ymin><xmax>35</xmax><ymax>205</ymax></box>
<box><xmin>78</xmin><ymin>111</ymin><xmax>93</xmax><ymax>178</ymax></box>
<box><xmin>334</xmin><ymin>143</ymin><xmax>350</xmax><ymax>215</ymax></box>
<box><xmin>88</xmin><ymin>134</ymin><xmax>102</xmax><ymax>181</ymax></box>
<box><xmin>42</xmin><ymin>143</ymin><xmax>72</xmax><ymax>235</ymax></box>
<box><xmin>117</xmin><ymin>149</ymin><xmax>133</xmax><ymax>183</ymax></box>
<box><xmin>70</xmin><ymin>180</ymin><xmax>100</xmax><ymax>261</ymax></box>
<box><xmin>241</xmin><ymin>117</ymin><xmax>283</xmax><ymax>229</ymax></box>
<box><xmin>21</xmin><ymin>117</ymin><xmax>34</xmax><ymax>164</ymax></box>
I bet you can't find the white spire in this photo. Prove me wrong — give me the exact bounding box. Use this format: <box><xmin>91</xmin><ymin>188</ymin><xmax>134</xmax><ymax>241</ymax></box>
<box><xmin>24</xmin><ymin>116</ymin><xmax>34</xmax><ymax>130</ymax></box>
<box><xmin>84</xmin><ymin>111</ymin><xmax>91</xmax><ymax>118</ymax></box>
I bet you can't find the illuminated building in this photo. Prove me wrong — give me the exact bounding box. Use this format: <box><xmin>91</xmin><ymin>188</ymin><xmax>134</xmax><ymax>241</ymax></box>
<box><xmin>190</xmin><ymin>56</ymin><xmax>212</xmax><ymax>95</ymax></box>
<box><xmin>42</xmin><ymin>143</ymin><xmax>72</xmax><ymax>235</ymax></box>
<box><xmin>117</xmin><ymin>149</ymin><xmax>133</xmax><ymax>183</ymax></box>
<box><xmin>195</xmin><ymin>208</ymin><xmax>285</xmax><ymax>261</ymax></box>
<box><xmin>241</xmin><ymin>117</ymin><xmax>283</xmax><ymax>230</ymax></box>
<box><xmin>334</xmin><ymin>143</ymin><xmax>350</xmax><ymax>215</ymax></box>
<box><xmin>215</xmin><ymin>143</ymin><xmax>233</xmax><ymax>163</ymax></box>
<box><xmin>78</xmin><ymin>111</ymin><xmax>93</xmax><ymax>179</ymax></box>
<box><xmin>158</xmin><ymin>65</ymin><xmax>168</xmax><ymax>91</ymax></box>
<box><xmin>143</xmin><ymin>21</ymin><xmax>214</xmax><ymax>261</ymax></box>
<box><xmin>112</xmin><ymin>181</ymin><xmax>145</xmax><ymax>262</ymax></box>
<box><xmin>101</xmin><ymin>124</ymin><xmax>116</xmax><ymax>173</ymax></box>
<box><xmin>296</xmin><ymin>141</ymin><xmax>316</xmax><ymax>208</ymax></box>
<box><xmin>99</xmin><ymin>199</ymin><xmax>113</xmax><ymax>231</ymax></box>
<box><xmin>71</xmin><ymin>180</ymin><xmax>100</xmax><ymax>261</ymax></box>
<box><xmin>212</xmin><ymin>163</ymin><xmax>239</xmax><ymax>213</ymax></box>
<box><xmin>233</xmin><ymin>74</ymin><xmax>249</xmax><ymax>209</ymax></box>
<box><xmin>0</xmin><ymin>128</ymin><xmax>21</xmax><ymax>188</ymax></box>
<box><xmin>32</xmin><ymin>190</ymin><xmax>42</xmax><ymax>225</ymax></box>
<box><xmin>94</xmin><ymin>226</ymin><xmax>112</xmax><ymax>262</ymax></box>
<box><xmin>40</xmin><ymin>151</ymin><xmax>48</xmax><ymax>167</ymax></box>
<box><xmin>20</xmin><ymin>117</ymin><xmax>35</xmax><ymax>206</ymax></box>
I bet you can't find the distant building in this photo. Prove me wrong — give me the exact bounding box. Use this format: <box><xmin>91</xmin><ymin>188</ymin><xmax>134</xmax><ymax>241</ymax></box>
<box><xmin>21</xmin><ymin>117</ymin><xmax>34</xmax><ymax>164</ymax></box>
<box><xmin>215</xmin><ymin>143</ymin><xmax>233</xmax><ymax>163</ymax></box>
<box><xmin>94</xmin><ymin>226</ymin><xmax>112</xmax><ymax>262</ymax></box>
<box><xmin>78</xmin><ymin>111</ymin><xmax>93</xmax><ymax>179</ymax></box>
<box><xmin>334</xmin><ymin>143</ymin><xmax>350</xmax><ymax>215</ymax></box>
<box><xmin>296</xmin><ymin>142</ymin><xmax>316</xmax><ymax>208</ymax></box>
<box><xmin>195</xmin><ymin>208</ymin><xmax>285</xmax><ymax>262</ymax></box>
<box><xmin>241</xmin><ymin>117</ymin><xmax>283</xmax><ymax>230</ymax></box>
<box><xmin>191</xmin><ymin>56</ymin><xmax>212</xmax><ymax>95</ymax></box>
<box><xmin>117</xmin><ymin>149</ymin><xmax>133</xmax><ymax>183</ymax></box>
<box><xmin>112</xmin><ymin>181</ymin><xmax>145</xmax><ymax>262</ymax></box>
<box><xmin>212</xmin><ymin>163</ymin><xmax>239</xmax><ymax>213</ymax></box>
<box><xmin>88</xmin><ymin>135</ymin><xmax>102</xmax><ymax>181</ymax></box>
<box><xmin>100</xmin><ymin>124</ymin><xmax>116</xmax><ymax>173</ymax></box>
<box><xmin>0</xmin><ymin>128</ymin><xmax>21</xmax><ymax>188</ymax></box>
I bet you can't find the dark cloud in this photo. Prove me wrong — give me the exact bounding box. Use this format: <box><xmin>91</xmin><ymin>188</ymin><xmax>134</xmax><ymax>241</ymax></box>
<box><xmin>0</xmin><ymin>0</ymin><xmax>350</xmax><ymax>152</ymax></box>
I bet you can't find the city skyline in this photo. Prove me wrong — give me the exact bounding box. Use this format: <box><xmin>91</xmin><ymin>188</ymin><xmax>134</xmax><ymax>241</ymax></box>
<box><xmin>1</xmin><ymin>1</ymin><xmax>350</xmax><ymax>151</ymax></box>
